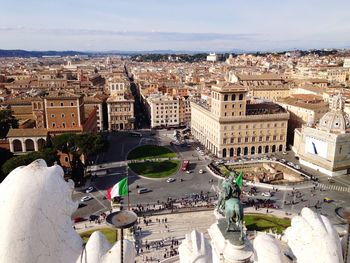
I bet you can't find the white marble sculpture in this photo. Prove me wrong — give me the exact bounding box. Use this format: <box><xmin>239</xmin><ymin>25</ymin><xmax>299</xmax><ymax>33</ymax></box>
<box><xmin>0</xmin><ymin>159</ymin><xmax>135</xmax><ymax>263</ymax></box>
<box><xmin>179</xmin><ymin>230</ymin><xmax>213</xmax><ymax>263</ymax></box>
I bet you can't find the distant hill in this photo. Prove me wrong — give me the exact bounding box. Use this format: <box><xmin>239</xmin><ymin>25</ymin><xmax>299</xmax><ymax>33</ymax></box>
<box><xmin>0</xmin><ymin>49</ymin><xmax>89</xmax><ymax>57</ymax></box>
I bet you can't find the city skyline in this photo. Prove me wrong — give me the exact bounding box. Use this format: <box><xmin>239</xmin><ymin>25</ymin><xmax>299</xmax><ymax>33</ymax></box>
<box><xmin>0</xmin><ymin>0</ymin><xmax>349</xmax><ymax>52</ymax></box>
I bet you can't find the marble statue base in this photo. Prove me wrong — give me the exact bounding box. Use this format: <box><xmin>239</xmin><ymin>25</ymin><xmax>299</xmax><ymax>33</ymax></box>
<box><xmin>208</xmin><ymin>219</ymin><xmax>253</xmax><ymax>263</ymax></box>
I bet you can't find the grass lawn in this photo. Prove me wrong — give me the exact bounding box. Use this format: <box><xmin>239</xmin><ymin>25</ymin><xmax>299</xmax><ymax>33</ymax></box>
<box><xmin>244</xmin><ymin>214</ymin><xmax>291</xmax><ymax>234</ymax></box>
<box><xmin>128</xmin><ymin>160</ymin><xmax>180</xmax><ymax>178</ymax></box>
<box><xmin>80</xmin><ymin>228</ymin><xmax>117</xmax><ymax>244</ymax></box>
<box><xmin>127</xmin><ymin>145</ymin><xmax>176</xmax><ymax>160</ymax></box>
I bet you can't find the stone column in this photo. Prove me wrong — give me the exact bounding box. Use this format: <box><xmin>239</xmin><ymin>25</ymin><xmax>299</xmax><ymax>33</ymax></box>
<box><xmin>9</xmin><ymin>139</ymin><xmax>14</xmax><ymax>153</ymax></box>
<box><xmin>21</xmin><ymin>139</ymin><xmax>26</xmax><ymax>153</ymax></box>
<box><xmin>34</xmin><ymin>139</ymin><xmax>39</xmax><ymax>151</ymax></box>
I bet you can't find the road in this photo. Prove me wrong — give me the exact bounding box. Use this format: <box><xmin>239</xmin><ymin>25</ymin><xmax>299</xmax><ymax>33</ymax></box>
<box><xmin>73</xmin><ymin>130</ymin><xmax>350</xmax><ymax>232</ymax></box>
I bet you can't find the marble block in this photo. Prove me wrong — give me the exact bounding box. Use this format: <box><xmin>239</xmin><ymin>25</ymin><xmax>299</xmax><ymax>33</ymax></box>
<box><xmin>179</xmin><ymin>230</ymin><xmax>213</xmax><ymax>263</ymax></box>
<box><xmin>208</xmin><ymin>219</ymin><xmax>253</xmax><ymax>263</ymax></box>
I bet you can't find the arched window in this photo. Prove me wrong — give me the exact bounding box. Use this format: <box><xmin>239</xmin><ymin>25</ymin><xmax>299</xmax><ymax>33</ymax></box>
<box><xmin>222</xmin><ymin>148</ymin><xmax>227</xmax><ymax>158</ymax></box>
<box><xmin>230</xmin><ymin>147</ymin><xmax>234</xmax><ymax>157</ymax></box>
<box><xmin>279</xmin><ymin>144</ymin><xmax>283</xmax><ymax>152</ymax></box>
<box><xmin>224</xmin><ymin>95</ymin><xmax>228</xmax><ymax>101</ymax></box>
<box><xmin>239</xmin><ymin>94</ymin><xmax>243</xmax><ymax>100</ymax></box>
<box><xmin>244</xmin><ymin>147</ymin><xmax>248</xmax><ymax>155</ymax></box>
<box><xmin>231</xmin><ymin>94</ymin><xmax>236</xmax><ymax>101</ymax></box>
<box><xmin>236</xmin><ymin>147</ymin><xmax>241</xmax><ymax>156</ymax></box>
<box><xmin>251</xmin><ymin>146</ymin><xmax>255</xmax><ymax>155</ymax></box>
<box><xmin>272</xmin><ymin>145</ymin><xmax>276</xmax><ymax>152</ymax></box>
<box><xmin>258</xmin><ymin>146</ymin><xmax>262</xmax><ymax>154</ymax></box>
<box><xmin>265</xmin><ymin>145</ymin><xmax>269</xmax><ymax>153</ymax></box>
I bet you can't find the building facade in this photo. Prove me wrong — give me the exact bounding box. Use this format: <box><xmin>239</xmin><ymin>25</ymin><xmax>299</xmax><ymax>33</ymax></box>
<box><xmin>293</xmin><ymin>93</ymin><xmax>350</xmax><ymax>176</ymax></box>
<box><xmin>191</xmin><ymin>83</ymin><xmax>289</xmax><ymax>158</ymax></box>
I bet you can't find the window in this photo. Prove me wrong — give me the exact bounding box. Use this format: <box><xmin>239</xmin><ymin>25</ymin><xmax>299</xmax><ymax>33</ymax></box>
<box><xmin>72</xmin><ymin>122</ymin><xmax>75</xmax><ymax>126</ymax></box>
<box><xmin>51</xmin><ymin>114</ymin><xmax>55</xmax><ymax>118</ymax></box>
<box><xmin>71</xmin><ymin>113</ymin><xmax>75</xmax><ymax>117</ymax></box>
<box><xmin>266</xmin><ymin>136</ymin><xmax>270</xmax><ymax>141</ymax></box>
<box><xmin>231</xmin><ymin>94</ymin><xmax>236</xmax><ymax>101</ymax></box>
<box><xmin>259</xmin><ymin>136</ymin><xmax>263</xmax><ymax>142</ymax></box>
<box><xmin>62</xmin><ymin>122</ymin><xmax>66</xmax><ymax>128</ymax></box>
<box><xmin>52</xmin><ymin>123</ymin><xmax>56</xmax><ymax>128</ymax></box>
<box><xmin>71</xmin><ymin>102</ymin><xmax>74</xmax><ymax>106</ymax></box>
<box><xmin>224</xmin><ymin>95</ymin><xmax>228</xmax><ymax>101</ymax></box>
<box><xmin>239</xmin><ymin>94</ymin><xmax>243</xmax><ymax>100</ymax></box>
<box><xmin>245</xmin><ymin>137</ymin><xmax>249</xmax><ymax>143</ymax></box>
<box><xmin>64</xmin><ymin>156</ymin><xmax>69</xmax><ymax>163</ymax></box>
<box><xmin>50</xmin><ymin>103</ymin><xmax>54</xmax><ymax>106</ymax></box>
<box><xmin>60</xmin><ymin>102</ymin><xmax>64</xmax><ymax>107</ymax></box>
<box><xmin>61</xmin><ymin>114</ymin><xmax>65</xmax><ymax>118</ymax></box>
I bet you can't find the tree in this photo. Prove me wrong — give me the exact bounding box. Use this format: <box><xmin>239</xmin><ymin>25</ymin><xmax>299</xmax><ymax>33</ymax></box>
<box><xmin>0</xmin><ymin>147</ymin><xmax>13</xmax><ymax>182</ymax></box>
<box><xmin>0</xmin><ymin>110</ymin><xmax>18</xmax><ymax>138</ymax></box>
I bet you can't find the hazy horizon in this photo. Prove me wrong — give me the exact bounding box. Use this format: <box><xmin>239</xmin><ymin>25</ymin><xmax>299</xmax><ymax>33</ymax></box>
<box><xmin>0</xmin><ymin>0</ymin><xmax>349</xmax><ymax>52</ymax></box>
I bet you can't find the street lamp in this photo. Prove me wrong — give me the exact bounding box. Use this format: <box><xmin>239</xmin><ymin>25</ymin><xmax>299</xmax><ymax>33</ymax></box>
<box><xmin>106</xmin><ymin>210</ymin><xmax>137</xmax><ymax>263</ymax></box>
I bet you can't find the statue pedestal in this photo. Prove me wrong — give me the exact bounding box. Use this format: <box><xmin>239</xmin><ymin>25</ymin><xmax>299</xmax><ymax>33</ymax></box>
<box><xmin>208</xmin><ymin>219</ymin><xmax>253</xmax><ymax>263</ymax></box>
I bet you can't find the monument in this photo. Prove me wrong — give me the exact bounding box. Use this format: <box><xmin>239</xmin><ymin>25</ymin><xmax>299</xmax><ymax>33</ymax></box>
<box><xmin>209</xmin><ymin>175</ymin><xmax>253</xmax><ymax>263</ymax></box>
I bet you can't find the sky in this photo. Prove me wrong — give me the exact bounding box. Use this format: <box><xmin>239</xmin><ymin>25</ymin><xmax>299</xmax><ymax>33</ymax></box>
<box><xmin>0</xmin><ymin>0</ymin><xmax>349</xmax><ymax>52</ymax></box>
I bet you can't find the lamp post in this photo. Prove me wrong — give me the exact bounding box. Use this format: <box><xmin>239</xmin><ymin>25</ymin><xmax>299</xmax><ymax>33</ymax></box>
<box><xmin>106</xmin><ymin>210</ymin><xmax>137</xmax><ymax>263</ymax></box>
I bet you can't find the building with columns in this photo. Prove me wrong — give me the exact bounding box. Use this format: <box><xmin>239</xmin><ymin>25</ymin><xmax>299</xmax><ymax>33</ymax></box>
<box><xmin>191</xmin><ymin>82</ymin><xmax>289</xmax><ymax>158</ymax></box>
<box><xmin>7</xmin><ymin>129</ymin><xmax>48</xmax><ymax>153</ymax></box>
<box><xmin>293</xmin><ymin>92</ymin><xmax>350</xmax><ymax>176</ymax></box>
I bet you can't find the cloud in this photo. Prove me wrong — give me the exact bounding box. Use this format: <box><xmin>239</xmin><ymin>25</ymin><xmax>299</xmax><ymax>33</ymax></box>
<box><xmin>0</xmin><ymin>26</ymin><xmax>257</xmax><ymax>42</ymax></box>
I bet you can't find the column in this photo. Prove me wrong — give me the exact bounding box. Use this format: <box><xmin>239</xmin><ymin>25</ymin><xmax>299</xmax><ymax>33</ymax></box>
<box><xmin>9</xmin><ymin>139</ymin><xmax>14</xmax><ymax>153</ymax></box>
<box><xmin>34</xmin><ymin>139</ymin><xmax>39</xmax><ymax>151</ymax></box>
<box><xmin>21</xmin><ymin>139</ymin><xmax>26</xmax><ymax>153</ymax></box>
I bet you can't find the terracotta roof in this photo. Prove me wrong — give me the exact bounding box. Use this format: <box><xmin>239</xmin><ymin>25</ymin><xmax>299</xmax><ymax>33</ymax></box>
<box><xmin>237</xmin><ymin>74</ymin><xmax>285</xmax><ymax>81</ymax></box>
<box><xmin>7</xmin><ymin>128</ymin><xmax>48</xmax><ymax>138</ymax></box>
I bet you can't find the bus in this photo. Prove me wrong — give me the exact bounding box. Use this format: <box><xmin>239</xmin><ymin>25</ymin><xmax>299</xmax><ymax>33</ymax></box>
<box><xmin>181</xmin><ymin>160</ymin><xmax>190</xmax><ymax>171</ymax></box>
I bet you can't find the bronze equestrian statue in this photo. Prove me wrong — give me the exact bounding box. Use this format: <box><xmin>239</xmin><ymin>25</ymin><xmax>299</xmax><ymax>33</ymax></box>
<box><xmin>217</xmin><ymin>175</ymin><xmax>244</xmax><ymax>241</ymax></box>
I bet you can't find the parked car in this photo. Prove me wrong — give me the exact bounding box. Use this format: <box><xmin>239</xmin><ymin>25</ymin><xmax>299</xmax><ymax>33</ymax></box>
<box><xmin>199</xmin><ymin>169</ymin><xmax>204</xmax><ymax>174</ymax></box>
<box><xmin>328</xmin><ymin>178</ymin><xmax>335</xmax><ymax>183</ymax></box>
<box><xmin>166</xmin><ymin>177</ymin><xmax>176</xmax><ymax>183</ymax></box>
<box><xmin>282</xmin><ymin>151</ymin><xmax>287</xmax><ymax>155</ymax></box>
<box><xmin>85</xmin><ymin>186</ymin><xmax>95</xmax><ymax>193</ymax></box>
<box><xmin>80</xmin><ymin>195</ymin><xmax>93</xmax><ymax>202</ymax></box>
<box><xmin>186</xmin><ymin>170</ymin><xmax>192</xmax><ymax>174</ymax></box>
<box><xmin>261</xmin><ymin>192</ymin><xmax>272</xmax><ymax>197</ymax></box>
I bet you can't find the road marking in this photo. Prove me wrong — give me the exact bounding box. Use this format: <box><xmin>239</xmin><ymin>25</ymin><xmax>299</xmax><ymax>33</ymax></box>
<box><xmin>90</xmin><ymin>192</ymin><xmax>109</xmax><ymax>210</ymax></box>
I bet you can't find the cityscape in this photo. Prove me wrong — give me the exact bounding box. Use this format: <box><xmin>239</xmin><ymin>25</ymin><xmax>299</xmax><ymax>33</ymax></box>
<box><xmin>0</xmin><ymin>1</ymin><xmax>350</xmax><ymax>263</ymax></box>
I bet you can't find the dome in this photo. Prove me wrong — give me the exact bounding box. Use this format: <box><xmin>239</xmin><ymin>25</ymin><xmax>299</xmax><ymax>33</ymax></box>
<box><xmin>318</xmin><ymin>92</ymin><xmax>350</xmax><ymax>133</ymax></box>
<box><xmin>318</xmin><ymin>111</ymin><xmax>350</xmax><ymax>133</ymax></box>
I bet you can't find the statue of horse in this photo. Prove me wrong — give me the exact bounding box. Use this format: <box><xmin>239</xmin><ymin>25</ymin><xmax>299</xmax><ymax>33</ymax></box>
<box><xmin>224</xmin><ymin>196</ymin><xmax>244</xmax><ymax>241</ymax></box>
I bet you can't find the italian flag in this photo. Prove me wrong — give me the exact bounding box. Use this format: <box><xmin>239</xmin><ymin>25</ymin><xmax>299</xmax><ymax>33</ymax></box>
<box><xmin>236</xmin><ymin>171</ymin><xmax>243</xmax><ymax>189</ymax></box>
<box><xmin>107</xmin><ymin>177</ymin><xmax>128</xmax><ymax>200</ymax></box>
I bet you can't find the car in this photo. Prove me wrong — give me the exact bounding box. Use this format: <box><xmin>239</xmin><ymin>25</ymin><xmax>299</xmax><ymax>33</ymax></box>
<box><xmin>80</xmin><ymin>195</ymin><xmax>93</xmax><ymax>202</ymax></box>
<box><xmin>261</xmin><ymin>192</ymin><xmax>272</xmax><ymax>197</ymax></box>
<box><xmin>323</xmin><ymin>197</ymin><xmax>333</xmax><ymax>203</ymax></box>
<box><xmin>328</xmin><ymin>178</ymin><xmax>335</xmax><ymax>183</ymax></box>
<box><xmin>282</xmin><ymin>151</ymin><xmax>287</xmax><ymax>155</ymax></box>
<box><xmin>280</xmin><ymin>159</ymin><xmax>286</xmax><ymax>163</ymax></box>
<box><xmin>73</xmin><ymin>217</ymin><xmax>87</xmax><ymax>223</ymax></box>
<box><xmin>138</xmin><ymin>188</ymin><xmax>149</xmax><ymax>194</ymax></box>
<box><xmin>166</xmin><ymin>177</ymin><xmax>176</xmax><ymax>183</ymax></box>
<box><xmin>85</xmin><ymin>186</ymin><xmax>95</xmax><ymax>193</ymax></box>
<box><xmin>89</xmin><ymin>214</ymin><xmax>99</xmax><ymax>221</ymax></box>
<box><xmin>287</xmin><ymin>162</ymin><xmax>294</xmax><ymax>166</ymax></box>
<box><xmin>186</xmin><ymin>170</ymin><xmax>192</xmax><ymax>174</ymax></box>
<box><xmin>295</xmin><ymin>164</ymin><xmax>300</xmax><ymax>170</ymax></box>
<box><xmin>199</xmin><ymin>169</ymin><xmax>204</xmax><ymax>174</ymax></box>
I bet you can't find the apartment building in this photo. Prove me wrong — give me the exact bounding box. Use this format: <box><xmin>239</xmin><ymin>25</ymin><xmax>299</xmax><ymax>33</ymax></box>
<box><xmin>107</xmin><ymin>94</ymin><xmax>134</xmax><ymax>130</ymax></box>
<box><xmin>147</xmin><ymin>93</ymin><xmax>180</xmax><ymax>128</ymax></box>
<box><xmin>276</xmin><ymin>94</ymin><xmax>329</xmax><ymax>144</ymax></box>
<box><xmin>191</xmin><ymin>83</ymin><xmax>289</xmax><ymax>158</ymax></box>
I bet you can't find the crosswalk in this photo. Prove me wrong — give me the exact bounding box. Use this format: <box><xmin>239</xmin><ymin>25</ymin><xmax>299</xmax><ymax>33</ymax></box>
<box><xmin>317</xmin><ymin>183</ymin><xmax>350</xmax><ymax>193</ymax></box>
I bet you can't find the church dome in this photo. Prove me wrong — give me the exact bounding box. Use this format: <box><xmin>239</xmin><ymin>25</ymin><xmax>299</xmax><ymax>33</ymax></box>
<box><xmin>318</xmin><ymin>92</ymin><xmax>350</xmax><ymax>133</ymax></box>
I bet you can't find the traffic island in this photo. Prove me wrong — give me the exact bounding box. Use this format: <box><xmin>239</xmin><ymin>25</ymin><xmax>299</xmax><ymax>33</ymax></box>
<box><xmin>128</xmin><ymin>160</ymin><xmax>180</xmax><ymax>179</ymax></box>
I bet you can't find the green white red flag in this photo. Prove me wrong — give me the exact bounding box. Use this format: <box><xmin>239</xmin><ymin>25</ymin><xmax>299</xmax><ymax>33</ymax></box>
<box><xmin>107</xmin><ymin>177</ymin><xmax>128</xmax><ymax>200</ymax></box>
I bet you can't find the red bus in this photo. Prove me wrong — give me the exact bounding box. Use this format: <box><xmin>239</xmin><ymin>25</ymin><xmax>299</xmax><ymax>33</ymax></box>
<box><xmin>181</xmin><ymin>160</ymin><xmax>189</xmax><ymax>171</ymax></box>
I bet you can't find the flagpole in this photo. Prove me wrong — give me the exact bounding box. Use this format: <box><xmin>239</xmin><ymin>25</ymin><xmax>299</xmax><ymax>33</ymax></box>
<box><xmin>127</xmin><ymin>166</ymin><xmax>130</xmax><ymax>211</ymax></box>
